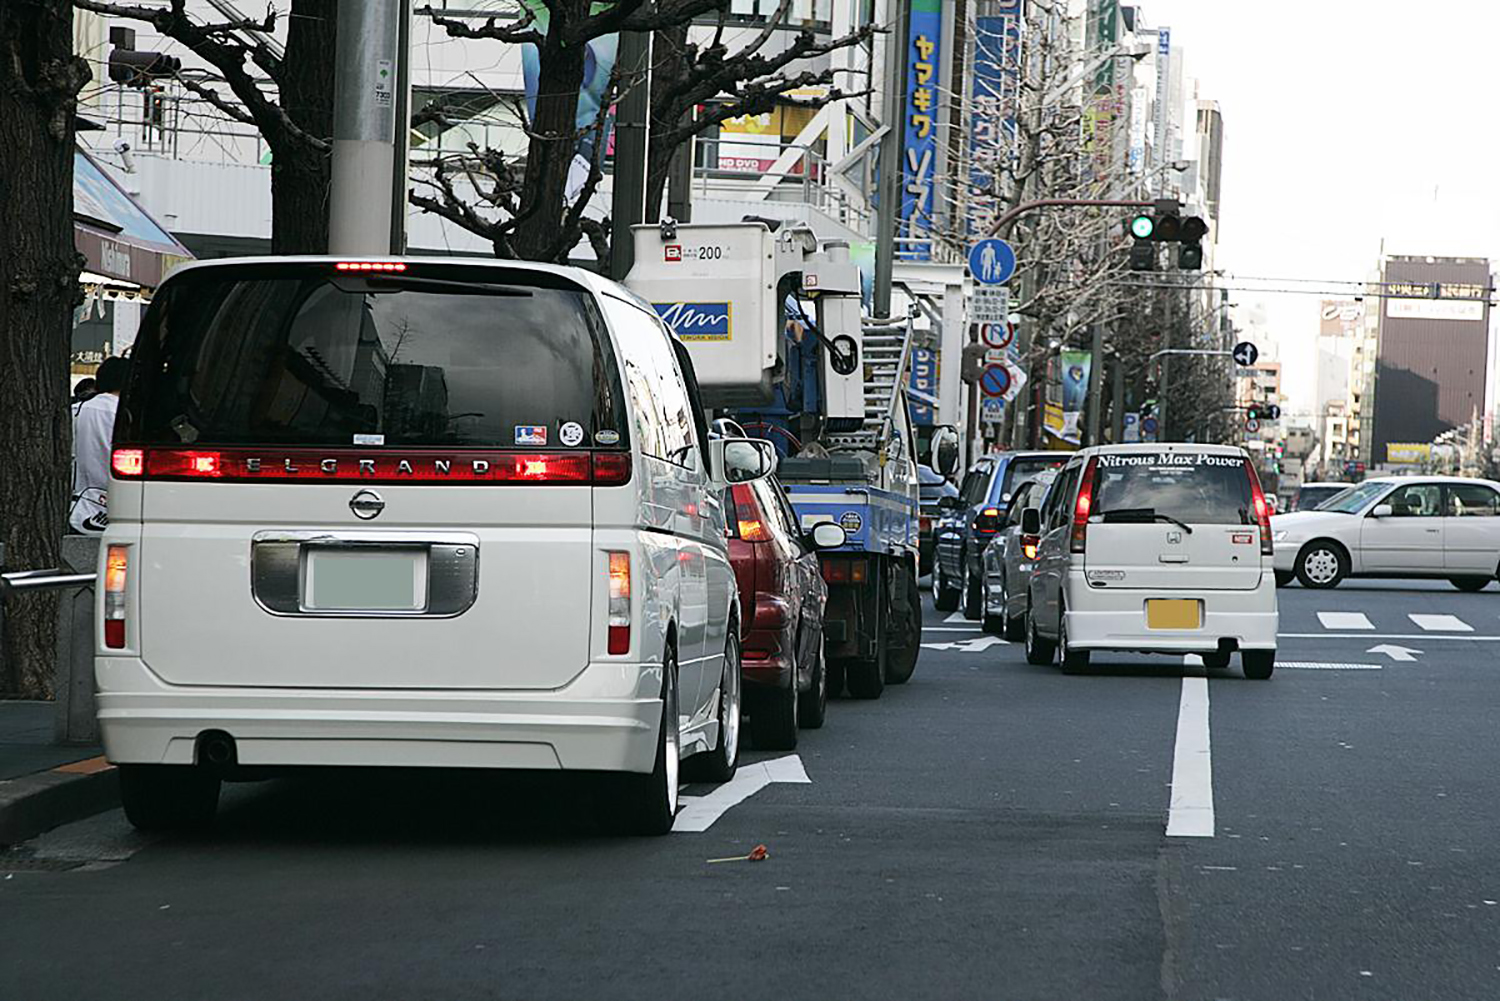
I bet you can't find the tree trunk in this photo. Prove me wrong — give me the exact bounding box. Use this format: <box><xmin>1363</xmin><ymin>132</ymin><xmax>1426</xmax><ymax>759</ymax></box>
<box><xmin>270</xmin><ymin>0</ymin><xmax>337</xmax><ymax>254</ymax></box>
<box><xmin>514</xmin><ymin>34</ymin><xmax>586</xmax><ymax>261</ymax></box>
<box><xmin>0</xmin><ymin>1</ymin><xmax>89</xmax><ymax>698</ymax></box>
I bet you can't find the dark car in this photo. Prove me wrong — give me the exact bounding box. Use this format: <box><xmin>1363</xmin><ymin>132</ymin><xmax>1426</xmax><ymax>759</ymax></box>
<box><xmin>934</xmin><ymin>451</ymin><xmax>1069</xmax><ymax>619</ymax></box>
<box><xmin>1293</xmin><ymin>481</ymin><xmax>1349</xmax><ymax>512</ymax></box>
<box><xmin>918</xmin><ymin>465</ymin><xmax>958</xmax><ymax>576</ymax></box>
<box><xmin>726</xmin><ymin>476</ymin><xmax>842</xmax><ymax>750</ymax></box>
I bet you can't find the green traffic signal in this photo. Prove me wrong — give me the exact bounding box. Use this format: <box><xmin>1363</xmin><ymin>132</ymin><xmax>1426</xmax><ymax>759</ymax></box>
<box><xmin>1130</xmin><ymin>215</ymin><xmax>1155</xmax><ymax>240</ymax></box>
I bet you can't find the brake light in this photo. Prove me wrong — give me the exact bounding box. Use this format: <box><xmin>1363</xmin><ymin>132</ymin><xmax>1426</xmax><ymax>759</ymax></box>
<box><xmin>103</xmin><ymin>545</ymin><xmax>128</xmax><ymax>649</ymax></box>
<box><xmin>1022</xmin><ymin>534</ymin><xmax>1039</xmax><ymax>560</ymax></box>
<box><xmin>1071</xmin><ymin>457</ymin><xmax>1098</xmax><ymax>554</ymax></box>
<box><xmin>112</xmin><ymin>448</ymin><xmax>144</xmax><ymax>478</ymax></box>
<box><xmin>730</xmin><ymin>484</ymin><xmax>770</xmax><ymax>541</ymax></box>
<box><xmin>821</xmin><ymin>556</ymin><xmax>867</xmax><ymax>584</ymax></box>
<box><xmin>974</xmin><ymin>507</ymin><xmax>1002</xmax><ymax>534</ymax></box>
<box><xmin>334</xmin><ymin>261</ymin><xmax>407</xmax><ymax>272</ymax></box>
<box><xmin>1245</xmin><ymin>460</ymin><xmax>1274</xmax><ymax>555</ymax></box>
<box><xmin>592</xmin><ymin>451</ymin><xmax>632</xmax><ymax>485</ymax></box>
<box><xmin>607</xmin><ymin>551</ymin><xmax>630</xmax><ymax>654</ymax></box>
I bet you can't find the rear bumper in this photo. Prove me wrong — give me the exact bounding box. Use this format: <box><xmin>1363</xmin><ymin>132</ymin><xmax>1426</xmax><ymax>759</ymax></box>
<box><xmin>94</xmin><ymin>657</ymin><xmax>664</xmax><ymax>773</ymax></box>
<box><xmin>1064</xmin><ymin>574</ymin><xmax>1279</xmax><ymax>653</ymax></box>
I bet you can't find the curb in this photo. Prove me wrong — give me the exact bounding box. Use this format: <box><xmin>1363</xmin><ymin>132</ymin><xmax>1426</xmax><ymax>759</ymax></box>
<box><xmin>0</xmin><ymin>758</ymin><xmax>119</xmax><ymax>846</ymax></box>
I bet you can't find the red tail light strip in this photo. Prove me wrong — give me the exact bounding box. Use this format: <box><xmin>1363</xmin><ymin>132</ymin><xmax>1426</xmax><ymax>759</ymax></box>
<box><xmin>1070</xmin><ymin>456</ymin><xmax>1098</xmax><ymax>554</ymax></box>
<box><xmin>1244</xmin><ymin>459</ymin><xmax>1274</xmax><ymax>555</ymax></box>
<box><xmin>111</xmin><ymin>447</ymin><xmax>631</xmax><ymax>485</ymax></box>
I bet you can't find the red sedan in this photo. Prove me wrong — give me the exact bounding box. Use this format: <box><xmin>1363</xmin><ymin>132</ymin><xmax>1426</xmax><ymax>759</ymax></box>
<box><xmin>725</xmin><ymin>476</ymin><xmax>842</xmax><ymax>750</ymax></box>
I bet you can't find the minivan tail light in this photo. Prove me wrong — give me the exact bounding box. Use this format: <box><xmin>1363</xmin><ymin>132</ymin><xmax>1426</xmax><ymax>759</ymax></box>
<box><xmin>106</xmin><ymin>447</ymin><xmax>631</xmax><ymax>485</ymax></box>
<box><xmin>112</xmin><ymin>448</ymin><xmax>144</xmax><ymax>478</ymax></box>
<box><xmin>1245</xmin><ymin>460</ymin><xmax>1274</xmax><ymax>555</ymax></box>
<box><xmin>607</xmin><ymin>551</ymin><xmax>631</xmax><ymax>655</ymax></box>
<box><xmin>1070</xmin><ymin>457</ymin><xmax>1098</xmax><ymax>554</ymax></box>
<box><xmin>103</xmin><ymin>545</ymin><xmax>128</xmax><ymax>649</ymax></box>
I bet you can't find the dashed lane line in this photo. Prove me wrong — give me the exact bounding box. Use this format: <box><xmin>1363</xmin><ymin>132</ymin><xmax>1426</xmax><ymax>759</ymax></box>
<box><xmin>1317</xmin><ymin>611</ymin><xmax>1374</xmax><ymax>630</ymax></box>
<box><xmin>1166</xmin><ymin>676</ymin><xmax>1214</xmax><ymax>838</ymax></box>
<box><xmin>1409</xmin><ymin>613</ymin><xmax>1474</xmax><ymax>632</ymax></box>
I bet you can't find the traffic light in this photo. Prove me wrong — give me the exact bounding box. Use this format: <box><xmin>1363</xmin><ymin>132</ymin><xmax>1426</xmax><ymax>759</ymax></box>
<box><xmin>1129</xmin><ymin>240</ymin><xmax>1156</xmax><ymax>272</ymax></box>
<box><xmin>1128</xmin><ymin>199</ymin><xmax>1207</xmax><ymax>271</ymax></box>
<box><xmin>1178</xmin><ymin>216</ymin><xmax>1207</xmax><ymax>270</ymax></box>
<box><xmin>108</xmin><ymin>49</ymin><xmax>182</xmax><ymax>87</ymax></box>
<box><xmin>1246</xmin><ymin>405</ymin><xmax>1261</xmax><ymax>422</ymax></box>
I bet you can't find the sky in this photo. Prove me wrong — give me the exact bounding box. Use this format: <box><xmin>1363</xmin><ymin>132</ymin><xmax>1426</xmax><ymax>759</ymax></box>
<box><xmin>1130</xmin><ymin>0</ymin><xmax>1500</xmax><ymax>414</ymax></box>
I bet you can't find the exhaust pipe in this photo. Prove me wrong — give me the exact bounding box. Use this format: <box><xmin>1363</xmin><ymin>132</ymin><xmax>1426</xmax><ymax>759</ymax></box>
<box><xmin>198</xmin><ymin>732</ymin><xmax>237</xmax><ymax>767</ymax></box>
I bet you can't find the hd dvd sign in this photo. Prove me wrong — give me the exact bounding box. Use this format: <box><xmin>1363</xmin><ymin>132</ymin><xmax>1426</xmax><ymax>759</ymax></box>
<box><xmin>654</xmin><ymin>301</ymin><xmax>732</xmax><ymax>341</ymax></box>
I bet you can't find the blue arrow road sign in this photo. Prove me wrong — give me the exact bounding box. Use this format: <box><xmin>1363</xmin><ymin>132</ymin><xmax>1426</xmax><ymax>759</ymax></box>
<box><xmin>980</xmin><ymin>363</ymin><xmax>1012</xmax><ymax>398</ymax></box>
<box><xmin>969</xmin><ymin>238</ymin><xmax>1016</xmax><ymax>286</ymax></box>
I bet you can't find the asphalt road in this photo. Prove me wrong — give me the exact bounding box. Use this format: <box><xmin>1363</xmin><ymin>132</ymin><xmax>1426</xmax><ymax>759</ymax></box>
<box><xmin>4</xmin><ymin>578</ymin><xmax>1500</xmax><ymax>1000</ymax></box>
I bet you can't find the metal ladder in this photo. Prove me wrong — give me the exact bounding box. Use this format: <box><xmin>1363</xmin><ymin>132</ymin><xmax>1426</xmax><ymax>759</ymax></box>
<box><xmin>826</xmin><ymin>317</ymin><xmax>916</xmax><ymax>454</ymax></box>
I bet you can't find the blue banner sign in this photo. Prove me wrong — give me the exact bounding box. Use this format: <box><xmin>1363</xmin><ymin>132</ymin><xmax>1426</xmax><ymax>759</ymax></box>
<box><xmin>900</xmin><ymin>0</ymin><xmax>943</xmax><ymax>261</ymax></box>
<box><xmin>653</xmin><ymin>302</ymin><xmax>732</xmax><ymax>341</ymax></box>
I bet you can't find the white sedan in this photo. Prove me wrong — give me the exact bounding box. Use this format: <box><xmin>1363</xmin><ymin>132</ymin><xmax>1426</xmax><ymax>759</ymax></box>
<box><xmin>1271</xmin><ymin>476</ymin><xmax>1500</xmax><ymax>590</ymax></box>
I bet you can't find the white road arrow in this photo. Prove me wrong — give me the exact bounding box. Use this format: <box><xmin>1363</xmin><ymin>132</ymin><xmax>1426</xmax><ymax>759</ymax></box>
<box><xmin>1368</xmin><ymin>644</ymin><xmax>1423</xmax><ymax>662</ymax></box>
<box><xmin>921</xmin><ymin>635</ymin><xmax>1008</xmax><ymax>654</ymax></box>
<box><xmin>673</xmin><ymin>755</ymin><xmax>810</xmax><ymax>833</ymax></box>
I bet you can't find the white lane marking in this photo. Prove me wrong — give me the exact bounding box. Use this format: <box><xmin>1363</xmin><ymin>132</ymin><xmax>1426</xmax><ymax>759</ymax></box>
<box><xmin>925</xmin><ymin>626</ymin><xmax>984</xmax><ymax>633</ymax></box>
<box><xmin>673</xmin><ymin>755</ymin><xmax>810</xmax><ymax>833</ymax></box>
<box><xmin>1409</xmin><ymin>614</ymin><xmax>1473</xmax><ymax>632</ymax></box>
<box><xmin>1279</xmin><ymin>632</ymin><xmax>1500</xmax><ymax>642</ymax></box>
<box><xmin>1166</xmin><ymin>676</ymin><xmax>1214</xmax><ymax>838</ymax></box>
<box><xmin>943</xmin><ymin>612</ymin><xmax>970</xmax><ymax>624</ymax></box>
<box><xmin>1279</xmin><ymin>661</ymin><xmax>1383</xmax><ymax>671</ymax></box>
<box><xmin>1367</xmin><ymin>644</ymin><xmax>1422</xmax><ymax>662</ymax></box>
<box><xmin>1318</xmin><ymin>611</ymin><xmax>1374</xmax><ymax>630</ymax></box>
<box><xmin>921</xmin><ymin>635</ymin><xmax>1008</xmax><ymax>653</ymax></box>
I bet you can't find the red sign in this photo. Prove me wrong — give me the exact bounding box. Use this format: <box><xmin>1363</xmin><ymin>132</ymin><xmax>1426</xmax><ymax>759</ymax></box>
<box><xmin>665</xmin><ymin>245</ymin><xmax>682</xmax><ymax>262</ymax></box>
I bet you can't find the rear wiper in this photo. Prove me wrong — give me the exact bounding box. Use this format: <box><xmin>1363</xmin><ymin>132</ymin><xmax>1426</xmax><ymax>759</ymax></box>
<box><xmin>1097</xmin><ymin>508</ymin><xmax>1194</xmax><ymax>534</ymax></box>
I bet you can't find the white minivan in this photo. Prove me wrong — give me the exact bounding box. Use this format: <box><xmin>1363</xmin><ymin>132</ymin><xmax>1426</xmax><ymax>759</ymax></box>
<box><xmin>1022</xmin><ymin>444</ymin><xmax>1279</xmax><ymax>679</ymax></box>
<box><xmin>97</xmin><ymin>256</ymin><xmax>777</xmax><ymax>835</ymax></box>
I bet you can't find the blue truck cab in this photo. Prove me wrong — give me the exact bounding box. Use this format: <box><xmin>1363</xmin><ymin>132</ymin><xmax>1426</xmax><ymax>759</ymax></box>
<box><xmin>933</xmin><ymin>451</ymin><xmax>1068</xmax><ymax>619</ymax></box>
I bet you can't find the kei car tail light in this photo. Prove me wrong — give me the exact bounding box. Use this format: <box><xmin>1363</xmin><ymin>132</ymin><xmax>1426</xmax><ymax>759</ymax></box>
<box><xmin>607</xmin><ymin>551</ymin><xmax>631</xmax><ymax>655</ymax></box>
<box><xmin>103</xmin><ymin>545</ymin><xmax>128</xmax><ymax>649</ymax></box>
<box><xmin>1245</xmin><ymin>460</ymin><xmax>1274</xmax><ymax>555</ymax></box>
<box><xmin>1070</xmin><ymin>457</ymin><xmax>1098</xmax><ymax>554</ymax></box>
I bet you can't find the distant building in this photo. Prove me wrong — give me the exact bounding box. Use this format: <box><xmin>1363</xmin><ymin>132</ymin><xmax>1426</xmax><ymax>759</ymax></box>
<box><xmin>1369</xmin><ymin>255</ymin><xmax>1492</xmax><ymax>466</ymax></box>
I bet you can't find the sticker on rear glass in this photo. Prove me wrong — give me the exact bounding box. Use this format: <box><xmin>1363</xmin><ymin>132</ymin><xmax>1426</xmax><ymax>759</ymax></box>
<box><xmin>840</xmin><ymin>511</ymin><xmax>863</xmax><ymax>533</ymax></box>
<box><xmin>515</xmin><ymin>425</ymin><xmax>547</xmax><ymax>446</ymax></box>
<box><xmin>595</xmin><ymin>430</ymin><xmax>620</xmax><ymax>446</ymax></box>
<box><xmin>353</xmin><ymin>433</ymin><xmax>385</xmax><ymax>446</ymax></box>
<box><xmin>559</xmin><ymin>422</ymin><xmax>585</xmax><ymax>447</ymax></box>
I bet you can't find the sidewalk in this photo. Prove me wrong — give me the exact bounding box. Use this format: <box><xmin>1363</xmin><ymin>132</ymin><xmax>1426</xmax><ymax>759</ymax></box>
<box><xmin>0</xmin><ymin>701</ymin><xmax>117</xmax><ymax>845</ymax></box>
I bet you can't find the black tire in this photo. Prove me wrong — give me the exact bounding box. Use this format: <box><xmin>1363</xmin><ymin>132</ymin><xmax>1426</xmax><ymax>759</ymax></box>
<box><xmin>982</xmin><ymin>612</ymin><xmax>1003</xmax><ymax>634</ymax></box>
<box><xmin>797</xmin><ymin>643</ymin><xmax>828</xmax><ymax>730</ymax></box>
<box><xmin>1024</xmin><ymin>603</ymin><xmax>1056</xmax><ymax>666</ymax></box>
<box><xmin>1295</xmin><ymin>541</ymin><xmax>1348</xmax><ymax>589</ymax></box>
<box><xmin>1058</xmin><ymin>609</ymin><xmax>1090</xmax><ymax>675</ymax></box>
<box><xmin>1449</xmin><ymin>576</ymin><xmax>1491</xmax><ymax>593</ymax></box>
<box><xmin>1201</xmin><ymin>651</ymin><xmax>1231</xmax><ymax>670</ymax></box>
<box><xmin>1242</xmin><ymin>649</ymin><xmax>1276</xmax><ymax>680</ymax></box>
<box><xmin>749</xmin><ymin>669</ymin><xmax>798</xmax><ymax>752</ymax></box>
<box><xmin>933</xmin><ymin>567</ymin><xmax>960</xmax><ymax>612</ymax></box>
<box><xmin>961</xmin><ymin>559</ymin><xmax>983</xmax><ymax>620</ymax></box>
<box><xmin>118</xmin><ymin>764</ymin><xmax>221</xmax><ymax>833</ymax></box>
<box><xmin>885</xmin><ymin>566</ymin><xmax>921</xmax><ymax>685</ymax></box>
<box><xmin>683</xmin><ymin>632</ymin><xmax>741</xmax><ymax>782</ymax></box>
<box><xmin>1274</xmin><ymin>570</ymin><xmax>1294</xmax><ymax>588</ymax></box>
<box><xmin>825</xmin><ymin>657</ymin><xmax>846</xmax><ymax>699</ymax></box>
<box><xmin>602</xmin><ymin>646</ymin><xmax>680</xmax><ymax>835</ymax></box>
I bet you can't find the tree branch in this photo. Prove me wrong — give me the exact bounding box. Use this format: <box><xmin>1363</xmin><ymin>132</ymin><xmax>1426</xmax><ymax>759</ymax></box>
<box><xmin>421</xmin><ymin>5</ymin><xmax>544</xmax><ymax>46</ymax></box>
<box><xmin>176</xmin><ymin>76</ymin><xmax>256</xmax><ymax>125</ymax></box>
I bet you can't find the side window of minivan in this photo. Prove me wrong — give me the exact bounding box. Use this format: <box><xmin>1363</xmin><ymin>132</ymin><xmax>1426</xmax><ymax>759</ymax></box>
<box><xmin>606</xmin><ymin>298</ymin><xmax>700</xmax><ymax>469</ymax></box>
<box><xmin>1046</xmin><ymin>465</ymin><xmax>1078</xmax><ymax>530</ymax></box>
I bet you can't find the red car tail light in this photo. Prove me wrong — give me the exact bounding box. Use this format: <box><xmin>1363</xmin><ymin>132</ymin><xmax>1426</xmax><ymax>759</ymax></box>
<box><xmin>1070</xmin><ymin>457</ymin><xmax>1098</xmax><ymax>554</ymax></box>
<box><xmin>731</xmin><ymin>484</ymin><xmax>771</xmax><ymax>541</ymax></box>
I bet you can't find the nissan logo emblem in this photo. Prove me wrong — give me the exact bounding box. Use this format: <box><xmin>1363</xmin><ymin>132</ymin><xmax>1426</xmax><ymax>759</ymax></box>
<box><xmin>349</xmin><ymin>489</ymin><xmax>385</xmax><ymax>520</ymax></box>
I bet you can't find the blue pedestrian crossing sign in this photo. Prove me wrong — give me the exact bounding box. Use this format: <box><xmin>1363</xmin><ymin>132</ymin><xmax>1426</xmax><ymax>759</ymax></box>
<box><xmin>969</xmin><ymin>239</ymin><xmax>1016</xmax><ymax>286</ymax></box>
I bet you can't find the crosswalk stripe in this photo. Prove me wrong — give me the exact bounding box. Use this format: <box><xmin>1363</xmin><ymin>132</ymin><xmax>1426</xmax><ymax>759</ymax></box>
<box><xmin>1318</xmin><ymin>611</ymin><xmax>1374</xmax><ymax>630</ymax></box>
<box><xmin>1408</xmin><ymin>613</ymin><xmax>1473</xmax><ymax>632</ymax></box>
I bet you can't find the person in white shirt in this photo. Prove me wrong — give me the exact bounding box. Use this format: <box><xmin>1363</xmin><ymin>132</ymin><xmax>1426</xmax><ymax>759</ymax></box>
<box><xmin>70</xmin><ymin>356</ymin><xmax>129</xmax><ymax>534</ymax></box>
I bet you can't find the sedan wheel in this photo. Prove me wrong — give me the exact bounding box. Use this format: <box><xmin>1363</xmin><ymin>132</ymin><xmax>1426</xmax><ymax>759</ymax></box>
<box><xmin>749</xmin><ymin>648</ymin><xmax>798</xmax><ymax>751</ymax></box>
<box><xmin>1295</xmin><ymin>542</ymin><xmax>1347</xmax><ymax>589</ymax></box>
<box><xmin>796</xmin><ymin>644</ymin><xmax>828</xmax><ymax>730</ymax></box>
<box><xmin>1001</xmin><ymin>573</ymin><xmax>1026</xmax><ymax>642</ymax></box>
<box><xmin>961</xmin><ymin>560</ymin><xmax>983</xmax><ymax>620</ymax></box>
<box><xmin>1024</xmin><ymin>602</ymin><xmax>1056</xmax><ymax>666</ymax></box>
<box><xmin>683</xmin><ymin>632</ymin><xmax>741</xmax><ymax>782</ymax></box>
<box><xmin>933</xmin><ymin>566</ymin><xmax>960</xmax><ymax>612</ymax></box>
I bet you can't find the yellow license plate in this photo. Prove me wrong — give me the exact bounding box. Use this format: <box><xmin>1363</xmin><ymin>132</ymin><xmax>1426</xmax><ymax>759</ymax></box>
<box><xmin>1146</xmin><ymin>599</ymin><xmax>1201</xmax><ymax>630</ymax></box>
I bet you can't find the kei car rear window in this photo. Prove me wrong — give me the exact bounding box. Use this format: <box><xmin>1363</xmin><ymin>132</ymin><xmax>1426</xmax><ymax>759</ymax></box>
<box><xmin>116</xmin><ymin>264</ymin><xmax>627</xmax><ymax>449</ymax></box>
<box><xmin>1090</xmin><ymin>452</ymin><xmax>1254</xmax><ymax>526</ymax></box>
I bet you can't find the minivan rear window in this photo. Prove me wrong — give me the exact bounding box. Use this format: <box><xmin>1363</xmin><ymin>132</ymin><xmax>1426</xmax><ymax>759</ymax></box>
<box><xmin>117</xmin><ymin>264</ymin><xmax>626</xmax><ymax>450</ymax></box>
<box><xmin>1089</xmin><ymin>452</ymin><xmax>1253</xmax><ymax>526</ymax></box>
<box><xmin>1000</xmin><ymin>456</ymin><xmax>1068</xmax><ymax>501</ymax></box>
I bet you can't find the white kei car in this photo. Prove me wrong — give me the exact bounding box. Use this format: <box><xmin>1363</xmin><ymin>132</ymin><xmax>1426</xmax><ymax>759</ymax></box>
<box><xmin>1023</xmin><ymin>444</ymin><xmax>1279</xmax><ymax>679</ymax></box>
<box><xmin>1271</xmin><ymin>476</ymin><xmax>1500</xmax><ymax>590</ymax></box>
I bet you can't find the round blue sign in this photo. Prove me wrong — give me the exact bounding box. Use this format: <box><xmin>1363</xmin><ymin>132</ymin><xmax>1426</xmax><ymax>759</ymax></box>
<box><xmin>969</xmin><ymin>239</ymin><xmax>1016</xmax><ymax>286</ymax></box>
<box><xmin>1141</xmin><ymin>417</ymin><xmax>1160</xmax><ymax>434</ymax></box>
<box><xmin>980</xmin><ymin>363</ymin><xmax>1011</xmax><ymax>398</ymax></box>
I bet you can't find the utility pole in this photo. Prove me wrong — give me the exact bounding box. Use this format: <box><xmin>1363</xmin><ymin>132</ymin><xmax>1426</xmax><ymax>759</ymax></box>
<box><xmin>1111</xmin><ymin>358</ymin><xmax>1125</xmax><ymax>441</ymax></box>
<box><xmin>610</xmin><ymin>27</ymin><xmax>652</xmax><ymax>280</ymax></box>
<box><xmin>873</xmin><ymin>0</ymin><xmax>910</xmax><ymax>318</ymax></box>
<box><xmin>329</xmin><ymin>0</ymin><xmax>402</xmax><ymax>255</ymax></box>
<box><xmin>388</xmin><ymin>0</ymin><xmax>413</xmax><ymax>255</ymax></box>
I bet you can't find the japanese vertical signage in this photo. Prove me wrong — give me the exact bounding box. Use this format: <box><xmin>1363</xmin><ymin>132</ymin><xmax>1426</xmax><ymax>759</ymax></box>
<box><xmin>1151</xmin><ymin>28</ymin><xmax>1171</xmax><ymax>179</ymax></box>
<box><xmin>1083</xmin><ymin>0</ymin><xmax>1120</xmax><ymax>188</ymax></box>
<box><xmin>900</xmin><ymin>0</ymin><xmax>943</xmax><ymax>261</ymax></box>
<box><xmin>968</xmin><ymin>1</ymin><xmax>1023</xmax><ymax>236</ymax></box>
<box><xmin>908</xmin><ymin>346</ymin><xmax>938</xmax><ymax>425</ymax></box>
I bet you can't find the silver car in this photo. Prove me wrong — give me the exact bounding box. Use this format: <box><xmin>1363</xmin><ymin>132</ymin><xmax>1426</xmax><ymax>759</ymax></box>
<box><xmin>980</xmin><ymin>471</ymin><xmax>1057</xmax><ymax>639</ymax></box>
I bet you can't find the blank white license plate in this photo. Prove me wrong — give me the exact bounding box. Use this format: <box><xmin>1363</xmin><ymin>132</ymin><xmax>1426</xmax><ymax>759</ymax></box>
<box><xmin>305</xmin><ymin>549</ymin><xmax>427</xmax><ymax>611</ymax></box>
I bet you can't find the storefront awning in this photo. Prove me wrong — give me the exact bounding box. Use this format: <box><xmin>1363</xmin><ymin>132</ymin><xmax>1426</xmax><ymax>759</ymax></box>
<box><xmin>74</xmin><ymin>147</ymin><xmax>193</xmax><ymax>289</ymax></box>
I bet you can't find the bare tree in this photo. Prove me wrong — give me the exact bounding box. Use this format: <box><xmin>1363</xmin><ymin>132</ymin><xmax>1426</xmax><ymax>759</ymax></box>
<box><xmin>75</xmin><ymin>0</ymin><xmax>339</xmax><ymax>254</ymax></box>
<box><xmin>0</xmin><ymin>1</ymin><xmax>92</xmax><ymax>697</ymax></box>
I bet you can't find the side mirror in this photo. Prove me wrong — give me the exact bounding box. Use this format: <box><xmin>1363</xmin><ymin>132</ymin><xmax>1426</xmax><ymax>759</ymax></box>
<box><xmin>929</xmin><ymin>425</ymin><xmax>960</xmax><ymax>477</ymax></box>
<box><xmin>1370</xmin><ymin>503</ymin><xmax>1393</xmax><ymax>519</ymax></box>
<box><xmin>1021</xmin><ymin>507</ymin><xmax>1042</xmax><ymax>535</ymax></box>
<box><xmin>808</xmin><ymin>522</ymin><xmax>848</xmax><ymax>550</ymax></box>
<box><xmin>712</xmin><ymin>437</ymin><xmax>776</xmax><ymax>486</ymax></box>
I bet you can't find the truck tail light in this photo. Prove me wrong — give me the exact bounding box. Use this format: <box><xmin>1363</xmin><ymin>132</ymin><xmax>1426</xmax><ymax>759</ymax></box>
<box><xmin>1245</xmin><ymin>460</ymin><xmax>1274</xmax><ymax>556</ymax></box>
<box><xmin>103</xmin><ymin>545</ymin><xmax>128</xmax><ymax>649</ymax></box>
<box><xmin>821</xmin><ymin>556</ymin><xmax>867</xmax><ymax>584</ymax></box>
<box><xmin>1070</xmin><ymin>457</ymin><xmax>1098</xmax><ymax>554</ymax></box>
<box><xmin>607</xmin><ymin>551</ymin><xmax>630</xmax><ymax>654</ymax></box>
